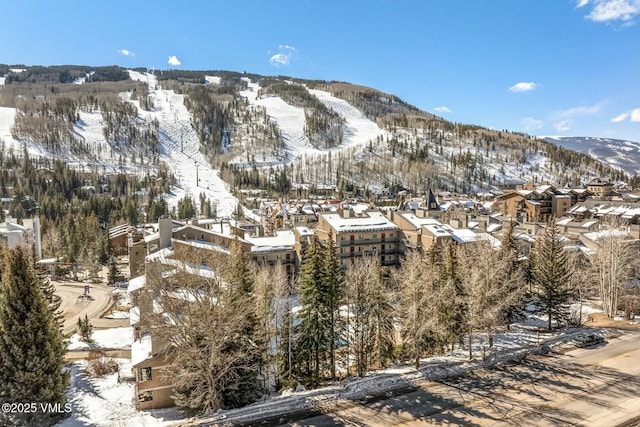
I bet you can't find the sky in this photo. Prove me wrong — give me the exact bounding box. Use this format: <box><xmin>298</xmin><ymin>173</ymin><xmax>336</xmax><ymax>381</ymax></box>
<box><xmin>1</xmin><ymin>0</ymin><xmax>638</xmax><ymax>141</ymax></box>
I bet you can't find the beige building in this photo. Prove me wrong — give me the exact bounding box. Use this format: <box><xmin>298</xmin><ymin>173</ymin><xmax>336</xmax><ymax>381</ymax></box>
<box><xmin>316</xmin><ymin>209</ymin><xmax>400</xmax><ymax>267</ymax></box>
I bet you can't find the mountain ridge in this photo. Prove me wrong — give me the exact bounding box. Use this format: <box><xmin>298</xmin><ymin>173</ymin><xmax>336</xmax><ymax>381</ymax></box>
<box><xmin>1</xmin><ymin>64</ymin><xmax>636</xmax><ymax>215</ymax></box>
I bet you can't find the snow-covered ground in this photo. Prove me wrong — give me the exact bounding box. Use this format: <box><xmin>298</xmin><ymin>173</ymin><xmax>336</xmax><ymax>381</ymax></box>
<box><xmin>67</xmin><ymin>327</ymin><xmax>134</xmax><ymax>351</ymax></box>
<box><xmin>56</xmin><ymin>359</ymin><xmax>181</xmax><ymax>427</ymax></box>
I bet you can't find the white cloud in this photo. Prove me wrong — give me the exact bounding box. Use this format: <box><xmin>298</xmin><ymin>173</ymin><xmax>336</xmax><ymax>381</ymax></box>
<box><xmin>581</xmin><ymin>0</ymin><xmax>640</xmax><ymax>23</ymax></box>
<box><xmin>554</xmin><ymin>120</ymin><xmax>572</xmax><ymax>132</ymax></box>
<box><xmin>508</xmin><ymin>82</ymin><xmax>538</xmax><ymax>93</ymax></box>
<box><xmin>521</xmin><ymin>117</ymin><xmax>543</xmax><ymax>131</ymax></box>
<box><xmin>167</xmin><ymin>55</ymin><xmax>181</xmax><ymax>66</ymax></box>
<box><xmin>610</xmin><ymin>112</ymin><xmax>629</xmax><ymax>122</ymax></box>
<box><xmin>558</xmin><ymin>103</ymin><xmax>601</xmax><ymax>118</ymax></box>
<box><xmin>433</xmin><ymin>106</ymin><xmax>452</xmax><ymax>114</ymax></box>
<box><xmin>612</xmin><ymin>107</ymin><xmax>640</xmax><ymax>122</ymax></box>
<box><xmin>118</xmin><ymin>49</ymin><xmax>135</xmax><ymax>57</ymax></box>
<box><xmin>269</xmin><ymin>44</ymin><xmax>297</xmax><ymax>67</ymax></box>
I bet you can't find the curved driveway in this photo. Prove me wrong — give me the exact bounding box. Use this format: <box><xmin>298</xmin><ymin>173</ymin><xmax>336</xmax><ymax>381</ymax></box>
<box><xmin>53</xmin><ymin>280</ymin><xmax>115</xmax><ymax>335</ymax></box>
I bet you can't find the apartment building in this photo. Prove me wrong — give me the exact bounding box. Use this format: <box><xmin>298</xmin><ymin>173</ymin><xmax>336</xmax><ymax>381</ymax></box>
<box><xmin>316</xmin><ymin>209</ymin><xmax>401</xmax><ymax>267</ymax></box>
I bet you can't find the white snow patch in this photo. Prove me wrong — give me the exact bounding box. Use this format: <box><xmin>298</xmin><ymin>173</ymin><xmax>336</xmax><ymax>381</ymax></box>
<box><xmin>205</xmin><ymin>75</ymin><xmax>221</xmax><ymax>85</ymax></box>
<box><xmin>67</xmin><ymin>327</ymin><xmax>134</xmax><ymax>351</ymax></box>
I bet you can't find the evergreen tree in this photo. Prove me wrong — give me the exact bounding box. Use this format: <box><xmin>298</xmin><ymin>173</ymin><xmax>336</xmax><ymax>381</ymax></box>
<box><xmin>0</xmin><ymin>247</ymin><xmax>69</xmax><ymax>427</ymax></box>
<box><xmin>33</xmin><ymin>250</ymin><xmax>64</xmax><ymax>328</ymax></box>
<box><xmin>499</xmin><ymin>222</ymin><xmax>527</xmax><ymax>329</ymax></box>
<box><xmin>107</xmin><ymin>261</ymin><xmax>119</xmax><ymax>285</ymax></box>
<box><xmin>533</xmin><ymin>220</ymin><xmax>574</xmax><ymax>330</ymax></box>
<box><xmin>297</xmin><ymin>234</ymin><xmax>328</xmax><ymax>387</ymax></box>
<box><xmin>77</xmin><ymin>315</ymin><xmax>93</xmax><ymax>343</ymax></box>
<box><xmin>439</xmin><ymin>242</ymin><xmax>467</xmax><ymax>351</ymax></box>
<box><xmin>321</xmin><ymin>231</ymin><xmax>343</xmax><ymax>381</ymax></box>
<box><xmin>221</xmin><ymin>239</ymin><xmax>261</xmax><ymax>407</ymax></box>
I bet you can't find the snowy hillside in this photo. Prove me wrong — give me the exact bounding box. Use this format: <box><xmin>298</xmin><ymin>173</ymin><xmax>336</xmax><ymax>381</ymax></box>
<box><xmin>545</xmin><ymin>136</ymin><xmax>640</xmax><ymax>176</ymax></box>
<box><xmin>236</xmin><ymin>79</ymin><xmax>386</xmax><ymax>165</ymax></box>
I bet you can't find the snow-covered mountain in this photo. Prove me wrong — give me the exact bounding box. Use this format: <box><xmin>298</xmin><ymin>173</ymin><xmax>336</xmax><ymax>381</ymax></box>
<box><xmin>1</xmin><ymin>64</ymin><xmax>632</xmax><ymax>215</ymax></box>
<box><xmin>545</xmin><ymin>136</ymin><xmax>640</xmax><ymax>176</ymax></box>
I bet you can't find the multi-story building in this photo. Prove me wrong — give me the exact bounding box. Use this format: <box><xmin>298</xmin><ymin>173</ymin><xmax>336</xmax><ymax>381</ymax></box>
<box><xmin>316</xmin><ymin>209</ymin><xmax>401</xmax><ymax>267</ymax></box>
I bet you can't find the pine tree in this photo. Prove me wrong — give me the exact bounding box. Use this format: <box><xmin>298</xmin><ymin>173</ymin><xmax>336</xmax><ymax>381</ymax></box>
<box><xmin>297</xmin><ymin>234</ymin><xmax>328</xmax><ymax>387</ymax></box>
<box><xmin>0</xmin><ymin>247</ymin><xmax>69</xmax><ymax>427</ymax></box>
<box><xmin>533</xmin><ymin>220</ymin><xmax>574</xmax><ymax>330</ymax></box>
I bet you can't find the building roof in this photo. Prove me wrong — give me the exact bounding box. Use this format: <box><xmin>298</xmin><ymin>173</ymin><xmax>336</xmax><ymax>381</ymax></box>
<box><xmin>131</xmin><ymin>334</ymin><xmax>153</xmax><ymax>367</ymax></box>
<box><xmin>246</xmin><ymin>230</ymin><xmax>296</xmax><ymax>253</ymax></box>
<box><xmin>397</xmin><ymin>212</ymin><xmax>442</xmax><ymax>229</ymax></box>
<box><xmin>322</xmin><ymin>211</ymin><xmax>399</xmax><ymax>233</ymax></box>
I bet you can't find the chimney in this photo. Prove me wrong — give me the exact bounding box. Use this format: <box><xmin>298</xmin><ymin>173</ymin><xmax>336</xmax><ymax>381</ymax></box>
<box><xmin>159</xmin><ymin>216</ymin><xmax>173</xmax><ymax>249</ymax></box>
<box><xmin>34</xmin><ymin>216</ymin><xmax>42</xmax><ymax>260</ymax></box>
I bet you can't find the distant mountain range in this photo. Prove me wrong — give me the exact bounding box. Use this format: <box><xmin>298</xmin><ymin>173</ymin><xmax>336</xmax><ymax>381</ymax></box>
<box><xmin>545</xmin><ymin>136</ymin><xmax>640</xmax><ymax>177</ymax></box>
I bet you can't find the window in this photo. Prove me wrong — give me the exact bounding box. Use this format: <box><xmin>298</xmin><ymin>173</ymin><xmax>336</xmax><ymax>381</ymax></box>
<box><xmin>141</xmin><ymin>367</ymin><xmax>152</xmax><ymax>381</ymax></box>
<box><xmin>286</xmin><ymin>253</ymin><xmax>291</xmax><ymax>260</ymax></box>
<box><xmin>138</xmin><ymin>391</ymin><xmax>153</xmax><ymax>402</ymax></box>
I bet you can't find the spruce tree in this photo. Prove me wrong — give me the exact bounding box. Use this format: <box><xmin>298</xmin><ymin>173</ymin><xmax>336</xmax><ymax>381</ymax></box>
<box><xmin>533</xmin><ymin>220</ymin><xmax>574</xmax><ymax>330</ymax></box>
<box><xmin>499</xmin><ymin>222</ymin><xmax>527</xmax><ymax>329</ymax></box>
<box><xmin>321</xmin><ymin>231</ymin><xmax>343</xmax><ymax>381</ymax></box>
<box><xmin>0</xmin><ymin>247</ymin><xmax>69</xmax><ymax>427</ymax></box>
<box><xmin>297</xmin><ymin>234</ymin><xmax>328</xmax><ymax>387</ymax></box>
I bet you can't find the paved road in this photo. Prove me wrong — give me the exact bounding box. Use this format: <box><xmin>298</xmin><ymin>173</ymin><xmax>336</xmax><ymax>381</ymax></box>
<box><xmin>54</xmin><ymin>281</ymin><xmax>116</xmax><ymax>335</ymax></box>
<box><xmin>277</xmin><ymin>332</ymin><xmax>640</xmax><ymax>427</ymax></box>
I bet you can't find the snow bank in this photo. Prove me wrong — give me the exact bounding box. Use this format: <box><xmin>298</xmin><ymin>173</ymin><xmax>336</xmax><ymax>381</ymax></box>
<box><xmin>67</xmin><ymin>327</ymin><xmax>134</xmax><ymax>351</ymax></box>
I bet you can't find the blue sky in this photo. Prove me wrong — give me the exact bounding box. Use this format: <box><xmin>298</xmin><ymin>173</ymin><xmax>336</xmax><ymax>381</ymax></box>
<box><xmin>1</xmin><ymin>0</ymin><xmax>638</xmax><ymax>141</ymax></box>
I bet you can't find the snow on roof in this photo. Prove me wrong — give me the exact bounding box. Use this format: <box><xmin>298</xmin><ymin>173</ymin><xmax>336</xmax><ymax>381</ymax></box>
<box><xmin>246</xmin><ymin>230</ymin><xmax>295</xmax><ymax>253</ymax></box>
<box><xmin>322</xmin><ymin>211</ymin><xmax>399</xmax><ymax>233</ymax></box>
<box><xmin>295</xmin><ymin>226</ymin><xmax>314</xmax><ymax>236</ymax></box>
<box><xmin>145</xmin><ymin>247</ymin><xmax>174</xmax><ymax>262</ymax></box>
<box><xmin>556</xmin><ymin>217</ymin><xmax>573</xmax><ymax>225</ymax></box>
<box><xmin>569</xmin><ymin>205</ymin><xmax>588</xmax><ymax>213</ymax></box>
<box><xmin>398</xmin><ymin>212</ymin><xmax>442</xmax><ymax>229</ymax></box>
<box><xmin>127</xmin><ymin>275</ymin><xmax>147</xmax><ymax>294</ymax></box>
<box><xmin>581</xmin><ymin>220</ymin><xmax>598</xmax><ymax>228</ymax></box>
<box><xmin>182</xmin><ymin>239</ymin><xmax>231</xmax><ymax>255</ymax></box>
<box><xmin>36</xmin><ymin>257</ymin><xmax>59</xmax><ymax>265</ymax></box>
<box><xmin>583</xmin><ymin>229</ymin><xmax>629</xmax><ymax>242</ymax></box>
<box><xmin>448</xmin><ymin>227</ymin><xmax>478</xmax><ymax>243</ymax></box>
<box><xmin>423</xmin><ymin>224</ymin><xmax>452</xmax><ymax>237</ymax></box>
<box><xmin>144</xmin><ymin>231</ymin><xmax>159</xmax><ymax>243</ymax></box>
<box><xmin>487</xmin><ymin>223</ymin><xmax>502</xmax><ymax>233</ymax></box>
<box><xmin>131</xmin><ymin>334</ymin><xmax>153</xmax><ymax>367</ymax></box>
<box><xmin>130</xmin><ymin>306</ymin><xmax>140</xmax><ymax>326</ymax></box>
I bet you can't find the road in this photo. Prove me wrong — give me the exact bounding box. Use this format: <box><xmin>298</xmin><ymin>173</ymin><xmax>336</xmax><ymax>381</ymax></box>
<box><xmin>274</xmin><ymin>332</ymin><xmax>640</xmax><ymax>427</ymax></box>
<box><xmin>54</xmin><ymin>280</ymin><xmax>116</xmax><ymax>335</ymax></box>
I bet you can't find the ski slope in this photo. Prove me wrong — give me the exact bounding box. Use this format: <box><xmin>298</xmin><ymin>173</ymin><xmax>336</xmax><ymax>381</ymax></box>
<box><xmin>238</xmin><ymin>78</ymin><xmax>387</xmax><ymax>164</ymax></box>
<box><xmin>127</xmin><ymin>70</ymin><xmax>246</xmax><ymax>219</ymax></box>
